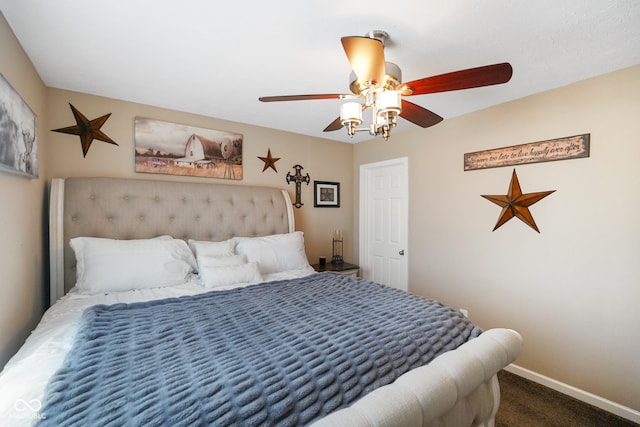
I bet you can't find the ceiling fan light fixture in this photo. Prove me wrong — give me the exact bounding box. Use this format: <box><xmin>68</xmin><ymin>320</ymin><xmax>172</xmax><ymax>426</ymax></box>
<box><xmin>340</xmin><ymin>102</ymin><xmax>363</xmax><ymax>137</ymax></box>
<box><xmin>377</xmin><ymin>90</ymin><xmax>402</xmax><ymax>116</ymax></box>
<box><xmin>340</xmin><ymin>102</ymin><xmax>362</xmax><ymax>124</ymax></box>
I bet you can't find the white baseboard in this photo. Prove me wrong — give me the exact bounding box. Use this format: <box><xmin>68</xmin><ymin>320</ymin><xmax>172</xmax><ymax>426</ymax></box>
<box><xmin>504</xmin><ymin>364</ymin><xmax>640</xmax><ymax>424</ymax></box>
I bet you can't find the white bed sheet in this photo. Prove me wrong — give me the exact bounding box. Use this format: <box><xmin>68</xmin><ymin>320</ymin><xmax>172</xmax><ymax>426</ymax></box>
<box><xmin>0</xmin><ymin>268</ymin><xmax>314</xmax><ymax>426</ymax></box>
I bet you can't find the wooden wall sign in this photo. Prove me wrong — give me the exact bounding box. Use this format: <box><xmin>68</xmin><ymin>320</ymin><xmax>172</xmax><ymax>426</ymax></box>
<box><xmin>464</xmin><ymin>134</ymin><xmax>589</xmax><ymax>171</ymax></box>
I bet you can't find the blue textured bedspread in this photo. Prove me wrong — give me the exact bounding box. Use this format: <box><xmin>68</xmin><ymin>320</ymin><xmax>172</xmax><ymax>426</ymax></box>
<box><xmin>38</xmin><ymin>273</ymin><xmax>481</xmax><ymax>426</ymax></box>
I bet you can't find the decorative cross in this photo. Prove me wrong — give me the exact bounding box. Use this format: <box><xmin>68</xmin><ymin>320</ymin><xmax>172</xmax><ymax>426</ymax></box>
<box><xmin>286</xmin><ymin>164</ymin><xmax>310</xmax><ymax>208</ymax></box>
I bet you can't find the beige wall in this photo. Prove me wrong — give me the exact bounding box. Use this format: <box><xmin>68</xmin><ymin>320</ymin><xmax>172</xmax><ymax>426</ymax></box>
<box><xmin>45</xmin><ymin>88</ymin><xmax>354</xmax><ymax>266</ymax></box>
<box><xmin>0</xmin><ymin>13</ymin><xmax>47</xmax><ymax>367</ymax></box>
<box><xmin>354</xmin><ymin>65</ymin><xmax>640</xmax><ymax>410</ymax></box>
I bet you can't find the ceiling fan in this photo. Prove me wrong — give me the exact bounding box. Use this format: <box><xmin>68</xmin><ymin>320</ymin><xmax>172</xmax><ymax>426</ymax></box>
<box><xmin>259</xmin><ymin>31</ymin><xmax>513</xmax><ymax>140</ymax></box>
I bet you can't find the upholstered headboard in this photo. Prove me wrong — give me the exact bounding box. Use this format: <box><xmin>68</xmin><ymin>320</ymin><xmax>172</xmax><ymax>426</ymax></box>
<box><xmin>49</xmin><ymin>177</ymin><xmax>295</xmax><ymax>305</ymax></box>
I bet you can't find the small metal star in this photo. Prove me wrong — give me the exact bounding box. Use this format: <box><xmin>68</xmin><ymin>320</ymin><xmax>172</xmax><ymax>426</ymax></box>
<box><xmin>258</xmin><ymin>148</ymin><xmax>280</xmax><ymax>172</ymax></box>
<box><xmin>482</xmin><ymin>169</ymin><xmax>555</xmax><ymax>233</ymax></box>
<box><xmin>52</xmin><ymin>103</ymin><xmax>118</xmax><ymax>157</ymax></box>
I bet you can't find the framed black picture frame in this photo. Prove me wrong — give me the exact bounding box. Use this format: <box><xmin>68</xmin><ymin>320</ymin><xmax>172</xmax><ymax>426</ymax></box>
<box><xmin>314</xmin><ymin>181</ymin><xmax>340</xmax><ymax>208</ymax></box>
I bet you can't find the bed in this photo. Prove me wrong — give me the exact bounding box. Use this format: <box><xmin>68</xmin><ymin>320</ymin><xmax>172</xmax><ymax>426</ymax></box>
<box><xmin>0</xmin><ymin>177</ymin><xmax>522</xmax><ymax>426</ymax></box>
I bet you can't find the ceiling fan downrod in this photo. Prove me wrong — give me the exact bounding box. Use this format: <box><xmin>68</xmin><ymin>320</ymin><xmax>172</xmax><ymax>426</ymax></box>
<box><xmin>364</xmin><ymin>30</ymin><xmax>389</xmax><ymax>46</ymax></box>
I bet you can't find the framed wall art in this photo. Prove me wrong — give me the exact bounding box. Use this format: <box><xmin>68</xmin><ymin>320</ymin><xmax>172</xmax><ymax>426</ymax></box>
<box><xmin>0</xmin><ymin>72</ymin><xmax>38</xmax><ymax>178</ymax></box>
<box><xmin>134</xmin><ymin>117</ymin><xmax>243</xmax><ymax>180</ymax></box>
<box><xmin>314</xmin><ymin>181</ymin><xmax>340</xmax><ymax>208</ymax></box>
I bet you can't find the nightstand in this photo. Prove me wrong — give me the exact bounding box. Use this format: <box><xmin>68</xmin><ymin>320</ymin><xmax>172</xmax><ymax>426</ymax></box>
<box><xmin>311</xmin><ymin>262</ymin><xmax>359</xmax><ymax>277</ymax></box>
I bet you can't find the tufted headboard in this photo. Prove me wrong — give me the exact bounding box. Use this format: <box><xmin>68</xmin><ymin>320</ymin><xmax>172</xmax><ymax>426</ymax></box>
<box><xmin>49</xmin><ymin>177</ymin><xmax>295</xmax><ymax>305</ymax></box>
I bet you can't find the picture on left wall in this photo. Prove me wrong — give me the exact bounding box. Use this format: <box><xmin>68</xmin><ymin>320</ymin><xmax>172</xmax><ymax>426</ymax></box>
<box><xmin>0</xmin><ymin>72</ymin><xmax>38</xmax><ymax>178</ymax></box>
<box><xmin>134</xmin><ymin>118</ymin><xmax>243</xmax><ymax>180</ymax></box>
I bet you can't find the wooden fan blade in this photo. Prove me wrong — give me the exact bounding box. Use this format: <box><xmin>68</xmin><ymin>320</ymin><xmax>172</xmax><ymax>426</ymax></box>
<box><xmin>341</xmin><ymin>36</ymin><xmax>385</xmax><ymax>86</ymax></box>
<box><xmin>400</xmin><ymin>63</ymin><xmax>513</xmax><ymax>96</ymax></box>
<box><xmin>323</xmin><ymin>117</ymin><xmax>344</xmax><ymax>132</ymax></box>
<box><xmin>259</xmin><ymin>94</ymin><xmax>344</xmax><ymax>102</ymax></box>
<box><xmin>400</xmin><ymin>100</ymin><xmax>443</xmax><ymax>128</ymax></box>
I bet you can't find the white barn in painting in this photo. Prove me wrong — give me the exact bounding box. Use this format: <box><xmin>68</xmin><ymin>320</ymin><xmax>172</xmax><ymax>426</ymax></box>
<box><xmin>174</xmin><ymin>134</ymin><xmax>235</xmax><ymax>168</ymax></box>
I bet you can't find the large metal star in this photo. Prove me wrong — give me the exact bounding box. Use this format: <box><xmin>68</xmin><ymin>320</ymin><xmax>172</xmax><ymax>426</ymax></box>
<box><xmin>258</xmin><ymin>148</ymin><xmax>280</xmax><ymax>172</ymax></box>
<box><xmin>482</xmin><ymin>169</ymin><xmax>555</xmax><ymax>233</ymax></box>
<box><xmin>52</xmin><ymin>103</ymin><xmax>118</xmax><ymax>157</ymax></box>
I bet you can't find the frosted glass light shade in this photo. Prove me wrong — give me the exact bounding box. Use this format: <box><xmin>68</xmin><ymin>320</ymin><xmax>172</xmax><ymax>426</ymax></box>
<box><xmin>377</xmin><ymin>91</ymin><xmax>401</xmax><ymax>115</ymax></box>
<box><xmin>340</xmin><ymin>102</ymin><xmax>363</xmax><ymax>125</ymax></box>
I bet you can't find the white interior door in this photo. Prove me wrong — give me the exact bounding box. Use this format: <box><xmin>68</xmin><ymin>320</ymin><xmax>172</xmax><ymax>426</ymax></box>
<box><xmin>359</xmin><ymin>157</ymin><xmax>408</xmax><ymax>291</ymax></box>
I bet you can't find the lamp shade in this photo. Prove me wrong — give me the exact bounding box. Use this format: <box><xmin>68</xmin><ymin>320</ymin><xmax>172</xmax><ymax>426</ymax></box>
<box><xmin>377</xmin><ymin>90</ymin><xmax>401</xmax><ymax>115</ymax></box>
<box><xmin>340</xmin><ymin>102</ymin><xmax>363</xmax><ymax>125</ymax></box>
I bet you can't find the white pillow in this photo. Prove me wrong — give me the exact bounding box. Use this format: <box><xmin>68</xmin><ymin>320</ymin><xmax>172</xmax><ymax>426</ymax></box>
<box><xmin>188</xmin><ymin>239</ymin><xmax>235</xmax><ymax>257</ymax></box>
<box><xmin>70</xmin><ymin>236</ymin><xmax>196</xmax><ymax>293</ymax></box>
<box><xmin>197</xmin><ymin>254</ymin><xmax>247</xmax><ymax>268</ymax></box>
<box><xmin>234</xmin><ymin>231</ymin><xmax>311</xmax><ymax>275</ymax></box>
<box><xmin>199</xmin><ymin>262</ymin><xmax>263</xmax><ymax>289</ymax></box>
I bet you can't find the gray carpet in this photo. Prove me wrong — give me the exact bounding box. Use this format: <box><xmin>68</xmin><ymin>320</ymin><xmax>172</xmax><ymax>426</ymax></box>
<box><xmin>496</xmin><ymin>370</ymin><xmax>638</xmax><ymax>427</ymax></box>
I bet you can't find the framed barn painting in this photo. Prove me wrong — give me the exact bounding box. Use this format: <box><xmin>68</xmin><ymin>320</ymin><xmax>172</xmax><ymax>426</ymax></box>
<box><xmin>0</xmin><ymin>72</ymin><xmax>38</xmax><ymax>178</ymax></box>
<box><xmin>134</xmin><ymin>118</ymin><xmax>243</xmax><ymax>180</ymax></box>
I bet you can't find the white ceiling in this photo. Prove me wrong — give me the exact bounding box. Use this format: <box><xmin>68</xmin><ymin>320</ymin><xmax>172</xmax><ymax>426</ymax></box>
<box><xmin>1</xmin><ymin>0</ymin><xmax>639</xmax><ymax>143</ymax></box>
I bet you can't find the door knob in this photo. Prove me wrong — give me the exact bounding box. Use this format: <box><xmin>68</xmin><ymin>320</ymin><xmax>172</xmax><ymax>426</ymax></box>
<box><xmin>399</xmin><ymin>250</ymin><xmax>405</xmax><ymax>256</ymax></box>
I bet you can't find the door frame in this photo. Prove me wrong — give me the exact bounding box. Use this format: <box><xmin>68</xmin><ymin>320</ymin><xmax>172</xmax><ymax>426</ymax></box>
<box><xmin>359</xmin><ymin>156</ymin><xmax>409</xmax><ymax>290</ymax></box>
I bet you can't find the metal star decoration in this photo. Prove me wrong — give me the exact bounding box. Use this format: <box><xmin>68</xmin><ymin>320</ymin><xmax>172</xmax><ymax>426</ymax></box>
<box><xmin>482</xmin><ymin>169</ymin><xmax>555</xmax><ymax>233</ymax></box>
<box><xmin>52</xmin><ymin>103</ymin><xmax>118</xmax><ymax>157</ymax></box>
<box><xmin>258</xmin><ymin>148</ymin><xmax>280</xmax><ymax>172</ymax></box>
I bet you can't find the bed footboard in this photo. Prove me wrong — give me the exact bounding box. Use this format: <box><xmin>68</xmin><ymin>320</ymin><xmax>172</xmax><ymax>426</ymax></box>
<box><xmin>312</xmin><ymin>328</ymin><xmax>523</xmax><ymax>427</ymax></box>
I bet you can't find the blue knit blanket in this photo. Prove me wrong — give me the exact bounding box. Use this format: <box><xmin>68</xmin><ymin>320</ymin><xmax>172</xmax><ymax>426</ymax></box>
<box><xmin>38</xmin><ymin>273</ymin><xmax>481</xmax><ymax>426</ymax></box>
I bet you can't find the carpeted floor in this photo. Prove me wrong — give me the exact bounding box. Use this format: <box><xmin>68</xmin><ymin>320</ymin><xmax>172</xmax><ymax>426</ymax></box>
<box><xmin>496</xmin><ymin>370</ymin><xmax>638</xmax><ymax>427</ymax></box>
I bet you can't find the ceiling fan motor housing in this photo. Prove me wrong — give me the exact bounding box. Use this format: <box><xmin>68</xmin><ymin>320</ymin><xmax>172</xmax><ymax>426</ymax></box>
<box><xmin>349</xmin><ymin>61</ymin><xmax>402</xmax><ymax>95</ymax></box>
